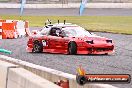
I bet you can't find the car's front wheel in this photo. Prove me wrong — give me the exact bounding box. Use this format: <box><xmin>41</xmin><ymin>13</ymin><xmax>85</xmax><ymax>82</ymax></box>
<box><xmin>68</xmin><ymin>41</ymin><xmax>77</xmax><ymax>55</ymax></box>
<box><xmin>32</xmin><ymin>40</ymin><xmax>43</xmax><ymax>53</ymax></box>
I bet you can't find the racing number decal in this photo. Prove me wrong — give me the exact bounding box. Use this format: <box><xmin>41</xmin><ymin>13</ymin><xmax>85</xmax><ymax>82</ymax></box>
<box><xmin>42</xmin><ymin>40</ymin><xmax>47</xmax><ymax>46</ymax></box>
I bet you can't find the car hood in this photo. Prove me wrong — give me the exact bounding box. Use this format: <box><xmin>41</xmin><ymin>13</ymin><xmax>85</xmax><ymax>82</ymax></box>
<box><xmin>75</xmin><ymin>35</ymin><xmax>108</xmax><ymax>41</ymax></box>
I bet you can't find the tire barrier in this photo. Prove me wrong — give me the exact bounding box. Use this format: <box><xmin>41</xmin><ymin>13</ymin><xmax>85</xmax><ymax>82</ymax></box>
<box><xmin>0</xmin><ymin>29</ymin><xmax>2</xmax><ymax>39</ymax></box>
<box><xmin>0</xmin><ymin>19</ymin><xmax>30</xmax><ymax>39</ymax></box>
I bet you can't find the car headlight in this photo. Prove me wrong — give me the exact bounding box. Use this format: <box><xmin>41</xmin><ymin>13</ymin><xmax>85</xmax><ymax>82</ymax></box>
<box><xmin>86</xmin><ymin>40</ymin><xmax>94</xmax><ymax>44</ymax></box>
<box><xmin>106</xmin><ymin>40</ymin><xmax>112</xmax><ymax>43</ymax></box>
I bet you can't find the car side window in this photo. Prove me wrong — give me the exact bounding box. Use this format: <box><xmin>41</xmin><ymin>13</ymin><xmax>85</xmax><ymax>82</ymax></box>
<box><xmin>49</xmin><ymin>27</ymin><xmax>61</xmax><ymax>36</ymax></box>
<box><xmin>49</xmin><ymin>28</ymin><xmax>57</xmax><ymax>36</ymax></box>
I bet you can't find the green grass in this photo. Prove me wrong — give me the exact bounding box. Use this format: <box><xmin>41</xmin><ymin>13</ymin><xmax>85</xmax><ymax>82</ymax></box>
<box><xmin>1</xmin><ymin>15</ymin><xmax>132</xmax><ymax>34</ymax></box>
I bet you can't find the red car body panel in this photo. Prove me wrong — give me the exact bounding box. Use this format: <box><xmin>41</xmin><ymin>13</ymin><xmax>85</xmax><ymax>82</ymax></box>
<box><xmin>27</xmin><ymin>35</ymin><xmax>114</xmax><ymax>55</ymax></box>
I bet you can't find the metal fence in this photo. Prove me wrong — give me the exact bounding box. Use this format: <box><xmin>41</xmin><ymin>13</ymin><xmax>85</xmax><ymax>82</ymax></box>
<box><xmin>0</xmin><ymin>0</ymin><xmax>132</xmax><ymax>3</ymax></box>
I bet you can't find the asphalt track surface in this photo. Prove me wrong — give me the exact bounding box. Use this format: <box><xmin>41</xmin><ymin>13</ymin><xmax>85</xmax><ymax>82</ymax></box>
<box><xmin>0</xmin><ymin>8</ymin><xmax>132</xmax><ymax>16</ymax></box>
<box><xmin>0</xmin><ymin>30</ymin><xmax>132</xmax><ymax>88</ymax></box>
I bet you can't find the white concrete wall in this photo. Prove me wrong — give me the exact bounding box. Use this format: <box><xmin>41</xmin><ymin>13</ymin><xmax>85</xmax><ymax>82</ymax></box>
<box><xmin>7</xmin><ymin>68</ymin><xmax>61</xmax><ymax>88</ymax></box>
<box><xmin>0</xmin><ymin>55</ymin><xmax>118</xmax><ymax>88</ymax></box>
<box><xmin>0</xmin><ymin>60</ymin><xmax>61</xmax><ymax>88</ymax></box>
<box><xmin>0</xmin><ymin>60</ymin><xmax>18</xmax><ymax>88</ymax></box>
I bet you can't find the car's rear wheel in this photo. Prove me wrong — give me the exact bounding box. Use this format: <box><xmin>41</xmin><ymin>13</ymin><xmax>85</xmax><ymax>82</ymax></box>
<box><xmin>68</xmin><ymin>41</ymin><xmax>77</xmax><ymax>55</ymax></box>
<box><xmin>32</xmin><ymin>40</ymin><xmax>43</xmax><ymax>53</ymax></box>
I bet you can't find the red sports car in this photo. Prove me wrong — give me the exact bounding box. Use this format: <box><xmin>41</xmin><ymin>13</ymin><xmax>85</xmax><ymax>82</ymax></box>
<box><xmin>27</xmin><ymin>23</ymin><xmax>114</xmax><ymax>55</ymax></box>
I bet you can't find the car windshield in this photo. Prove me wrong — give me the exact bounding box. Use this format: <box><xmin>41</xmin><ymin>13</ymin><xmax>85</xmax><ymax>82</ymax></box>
<box><xmin>62</xmin><ymin>26</ymin><xmax>92</xmax><ymax>37</ymax></box>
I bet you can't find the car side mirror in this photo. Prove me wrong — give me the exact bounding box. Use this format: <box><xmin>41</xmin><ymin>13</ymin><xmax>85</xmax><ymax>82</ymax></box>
<box><xmin>59</xmin><ymin>33</ymin><xmax>65</xmax><ymax>38</ymax></box>
<box><xmin>59</xmin><ymin>30</ymin><xmax>65</xmax><ymax>38</ymax></box>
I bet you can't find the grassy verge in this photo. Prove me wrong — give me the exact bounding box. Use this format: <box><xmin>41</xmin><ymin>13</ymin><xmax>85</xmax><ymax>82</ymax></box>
<box><xmin>1</xmin><ymin>15</ymin><xmax>132</xmax><ymax>34</ymax></box>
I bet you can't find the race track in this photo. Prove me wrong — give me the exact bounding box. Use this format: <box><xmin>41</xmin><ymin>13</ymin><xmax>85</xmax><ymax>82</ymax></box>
<box><xmin>0</xmin><ymin>8</ymin><xmax>132</xmax><ymax>16</ymax></box>
<box><xmin>0</xmin><ymin>29</ymin><xmax>132</xmax><ymax>88</ymax></box>
<box><xmin>0</xmin><ymin>8</ymin><xmax>132</xmax><ymax>88</ymax></box>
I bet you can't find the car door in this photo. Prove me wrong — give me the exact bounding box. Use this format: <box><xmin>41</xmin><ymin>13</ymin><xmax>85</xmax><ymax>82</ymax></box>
<box><xmin>46</xmin><ymin>27</ymin><xmax>69</xmax><ymax>52</ymax></box>
<box><xmin>47</xmin><ymin>35</ymin><xmax>65</xmax><ymax>50</ymax></box>
<box><xmin>54</xmin><ymin>36</ymin><xmax>65</xmax><ymax>50</ymax></box>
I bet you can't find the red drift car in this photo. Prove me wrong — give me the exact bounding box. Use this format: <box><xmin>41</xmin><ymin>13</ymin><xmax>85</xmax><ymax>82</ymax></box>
<box><xmin>27</xmin><ymin>23</ymin><xmax>114</xmax><ymax>55</ymax></box>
